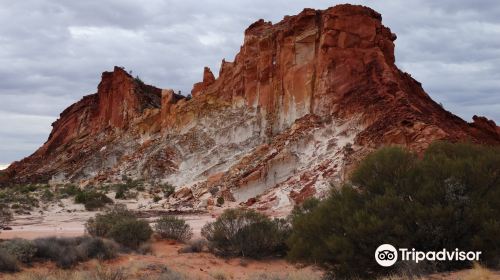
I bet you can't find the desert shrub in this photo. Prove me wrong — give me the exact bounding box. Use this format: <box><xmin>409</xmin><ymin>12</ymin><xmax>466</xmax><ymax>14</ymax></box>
<box><xmin>160</xmin><ymin>184</ymin><xmax>175</xmax><ymax>198</ymax></box>
<box><xmin>76</xmin><ymin>237</ymin><xmax>119</xmax><ymax>260</ymax></box>
<box><xmin>0</xmin><ymin>203</ymin><xmax>13</xmax><ymax>229</ymax></box>
<box><xmin>178</xmin><ymin>238</ymin><xmax>208</xmax><ymax>253</ymax></box>
<box><xmin>108</xmin><ymin>219</ymin><xmax>152</xmax><ymax>249</ymax></box>
<box><xmin>114</xmin><ymin>184</ymin><xmax>128</xmax><ymax>199</ymax></box>
<box><xmin>41</xmin><ymin>189</ymin><xmax>55</xmax><ymax>202</ymax></box>
<box><xmin>201</xmin><ymin>208</ymin><xmax>290</xmax><ymax>258</ymax></box>
<box><xmin>216</xmin><ymin>197</ymin><xmax>224</xmax><ymax>206</ymax></box>
<box><xmin>154</xmin><ymin>216</ymin><xmax>193</xmax><ymax>242</ymax></box>
<box><xmin>0</xmin><ymin>190</ymin><xmax>39</xmax><ymax>211</ymax></box>
<box><xmin>75</xmin><ymin>190</ymin><xmax>113</xmax><ymax>210</ymax></box>
<box><xmin>58</xmin><ymin>184</ymin><xmax>80</xmax><ymax>198</ymax></box>
<box><xmin>153</xmin><ymin>195</ymin><xmax>162</xmax><ymax>202</ymax></box>
<box><xmin>86</xmin><ymin>204</ymin><xmax>152</xmax><ymax>249</ymax></box>
<box><xmin>113</xmin><ymin>179</ymin><xmax>144</xmax><ymax>200</ymax></box>
<box><xmin>0</xmin><ymin>239</ymin><xmax>37</xmax><ymax>263</ymax></box>
<box><xmin>0</xmin><ymin>248</ymin><xmax>19</xmax><ymax>272</ymax></box>
<box><xmin>122</xmin><ymin>177</ymin><xmax>144</xmax><ymax>189</ymax></box>
<box><xmin>33</xmin><ymin>236</ymin><xmax>119</xmax><ymax>268</ymax></box>
<box><xmin>210</xmin><ymin>271</ymin><xmax>227</xmax><ymax>280</ymax></box>
<box><xmin>85</xmin><ymin>204</ymin><xmax>135</xmax><ymax>237</ymax></box>
<box><xmin>287</xmin><ymin>142</ymin><xmax>500</xmax><ymax>278</ymax></box>
<box><xmin>84</xmin><ymin>265</ymin><xmax>126</xmax><ymax>280</ymax></box>
<box><xmin>19</xmin><ymin>184</ymin><xmax>37</xmax><ymax>194</ymax></box>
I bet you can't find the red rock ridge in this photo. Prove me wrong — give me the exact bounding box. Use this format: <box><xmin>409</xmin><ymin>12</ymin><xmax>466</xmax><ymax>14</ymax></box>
<box><xmin>3</xmin><ymin>67</ymin><xmax>161</xmax><ymax>184</ymax></box>
<box><xmin>1</xmin><ymin>4</ymin><xmax>499</xmax><ymax>205</ymax></box>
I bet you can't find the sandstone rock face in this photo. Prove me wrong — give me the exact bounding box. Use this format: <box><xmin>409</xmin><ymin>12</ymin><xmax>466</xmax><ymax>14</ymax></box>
<box><xmin>191</xmin><ymin>67</ymin><xmax>215</xmax><ymax>97</ymax></box>
<box><xmin>2</xmin><ymin>4</ymin><xmax>499</xmax><ymax>212</ymax></box>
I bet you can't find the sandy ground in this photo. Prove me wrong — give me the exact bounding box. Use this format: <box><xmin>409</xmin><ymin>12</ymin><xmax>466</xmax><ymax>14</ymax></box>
<box><xmin>0</xmin><ymin>240</ymin><xmax>323</xmax><ymax>279</ymax></box>
<box><xmin>0</xmin><ymin>204</ymin><xmax>324</xmax><ymax>279</ymax></box>
<box><xmin>0</xmin><ymin>192</ymin><xmax>219</xmax><ymax>240</ymax></box>
<box><xmin>118</xmin><ymin>240</ymin><xmax>322</xmax><ymax>279</ymax></box>
<box><xmin>1</xmin><ymin>211</ymin><xmax>215</xmax><ymax>240</ymax></box>
<box><xmin>1</xmin><ymin>201</ymin><xmax>497</xmax><ymax>280</ymax></box>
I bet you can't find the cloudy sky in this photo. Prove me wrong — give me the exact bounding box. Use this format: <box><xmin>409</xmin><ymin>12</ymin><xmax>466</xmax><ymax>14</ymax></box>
<box><xmin>0</xmin><ymin>0</ymin><xmax>499</xmax><ymax>167</ymax></box>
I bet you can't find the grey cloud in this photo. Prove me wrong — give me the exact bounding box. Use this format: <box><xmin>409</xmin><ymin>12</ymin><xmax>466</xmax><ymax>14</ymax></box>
<box><xmin>0</xmin><ymin>0</ymin><xmax>499</xmax><ymax>164</ymax></box>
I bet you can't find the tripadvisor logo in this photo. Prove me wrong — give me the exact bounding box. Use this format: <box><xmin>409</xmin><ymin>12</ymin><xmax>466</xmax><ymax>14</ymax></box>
<box><xmin>375</xmin><ymin>244</ymin><xmax>398</xmax><ymax>267</ymax></box>
<box><xmin>375</xmin><ymin>244</ymin><xmax>481</xmax><ymax>267</ymax></box>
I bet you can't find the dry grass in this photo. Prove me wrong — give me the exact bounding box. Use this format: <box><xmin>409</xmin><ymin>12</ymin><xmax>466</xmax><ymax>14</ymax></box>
<box><xmin>0</xmin><ymin>266</ymin><xmax>126</xmax><ymax>280</ymax></box>
<box><xmin>376</xmin><ymin>274</ymin><xmax>424</xmax><ymax>280</ymax></box>
<box><xmin>247</xmin><ymin>271</ymin><xmax>321</xmax><ymax>280</ymax></box>
<box><xmin>376</xmin><ymin>263</ymin><xmax>498</xmax><ymax>280</ymax></box>
<box><xmin>461</xmin><ymin>263</ymin><xmax>497</xmax><ymax>280</ymax></box>
<box><xmin>210</xmin><ymin>270</ymin><xmax>228</xmax><ymax>280</ymax></box>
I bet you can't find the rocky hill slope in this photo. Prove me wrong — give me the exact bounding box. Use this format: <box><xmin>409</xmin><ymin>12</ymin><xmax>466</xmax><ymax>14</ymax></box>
<box><xmin>2</xmin><ymin>4</ymin><xmax>499</xmax><ymax>211</ymax></box>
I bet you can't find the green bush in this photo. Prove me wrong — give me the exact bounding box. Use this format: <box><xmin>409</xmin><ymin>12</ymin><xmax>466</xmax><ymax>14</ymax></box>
<box><xmin>287</xmin><ymin>142</ymin><xmax>500</xmax><ymax>278</ymax></box>
<box><xmin>19</xmin><ymin>184</ymin><xmax>37</xmax><ymax>194</ymax></box>
<box><xmin>86</xmin><ymin>204</ymin><xmax>152</xmax><ymax>249</ymax></box>
<box><xmin>201</xmin><ymin>208</ymin><xmax>290</xmax><ymax>258</ymax></box>
<box><xmin>0</xmin><ymin>248</ymin><xmax>19</xmax><ymax>272</ymax></box>
<box><xmin>41</xmin><ymin>189</ymin><xmax>55</xmax><ymax>202</ymax></box>
<box><xmin>0</xmin><ymin>239</ymin><xmax>37</xmax><ymax>263</ymax></box>
<box><xmin>216</xmin><ymin>197</ymin><xmax>224</xmax><ymax>206</ymax></box>
<box><xmin>76</xmin><ymin>237</ymin><xmax>119</xmax><ymax>260</ymax></box>
<box><xmin>154</xmin><ymin>216</ymin><xmax>193</xmax><ymax>242</ymax></box>
<box><xmin>33</xmin><ymin>236</ymin><xmax>118</xmax><ymax>268</ymax></box>
<box><xmin>160</xmin><ymin>184</ymin><xmax>175</xmax><ymax>198</ymax></box>
<box><xmin>114</xmin><ymin>184</ymin><xmax>128</xmax><ymax>199</ymax></box>
<box><xmin>108</xmin><ymin>219</ymin><xmax>153</xmax><ymax>249</ymax></box>
<box><xmin>58</xmin><ymin>184</ymin><xmax>80</xmax><ymax>198</ymax></box>
<box><xmin>75</xmin><ymin>190</ymin><xmax>113</xmax><ymax>210</ymax></box>
<box><xmin>113</xmin><ymin>179</ymin><xmax>143</xmax><ymax>199</ymax></box>
<box><xmin>85</xmin><ymin>205</ymin><xmax>135</xmax><ymax>237</ymax></box>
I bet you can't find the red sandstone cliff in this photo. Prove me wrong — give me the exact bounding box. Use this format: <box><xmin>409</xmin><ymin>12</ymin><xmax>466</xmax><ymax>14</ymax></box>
<box><xmin>1</xmin><ymin>5</ymin><xmax>499</xmax><ymax>211</ymax></box>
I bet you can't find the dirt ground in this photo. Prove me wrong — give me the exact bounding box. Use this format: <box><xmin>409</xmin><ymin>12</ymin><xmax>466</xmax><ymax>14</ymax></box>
<box><xmin>1</xmin><ymin>209</ymin><xmax>498</xmax><ymax>280</ymax></box>
<box><xmin>0</xmin><ymin>210</ymin><xmax>324</xmax><ymax>279</ymax></box>
<box><xmin>0</xmin><ymin>240</ymin><xmax>323</xmax><ymax>280</ymax></box>
<box><xmin>0</xmin><ymin>210</ymin><xmax>214</xmax><ymax>240</ymax></box>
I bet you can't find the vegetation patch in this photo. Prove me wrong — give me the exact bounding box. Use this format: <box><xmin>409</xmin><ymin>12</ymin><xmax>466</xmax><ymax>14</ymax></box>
<box><xmin>0</xmin><ymin>239</ymin><xmax>37</xmax><ymax>263</ymax></box>
<box><xmin>287</xmin><ymin>142</ymin><xmax>500</xmax><ymax>278</ymax></box>
<box><xmin>113</xmin><ymin>177</ymin><xmax>145</xmax><ymax>200</ymax></box>
<box><xmin>86</xmin><ymin>204</ymin><xmax>153</xmax><ymax>249</ymax></box>
<box><xmin>0</xmin><ymin>236</ymin><xmax>119</xmax><ymax>272</ymax></box>
<box><xmin>202</xmin><ymin>208</ymin><xmax>290</xmax><ymax>258</ymax></box>
<box><xmin>33</xmin><ymin>236</ymin><xmax>119</xmax><ymax>268</ymax></box>
<box><xmin>74</xmin><ymin>190</ymin><xmax>113</xmax><ymax>211</ymax></box>
<box><xmin>154</xmin><ymin>215</ymin><xmax>193</xmax><ymax>242</ymax></box>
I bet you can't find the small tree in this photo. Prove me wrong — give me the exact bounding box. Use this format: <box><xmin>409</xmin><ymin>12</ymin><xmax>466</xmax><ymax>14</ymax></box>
<box><xmin>154</xmin><ymin>216</ymin><xmax>193</xmax><ymax>242</ymax></box>
<box><xmin>86</xmin><ymin>204</ymin><xmax>152</xmax><ymax>249</ymax></box>
<box><xmin>287</xmin><ymin>142</ymin><xmax>500</xmax><ymax>278</ymax></box>
<box><xmin>201</xmin><ymin>208</ymin><xmax>290</xmax><ymax>258</ymax></box>
<box><xmin>108</xmin><ymin>219</ymin><xmax>152</xmax><ymax>249</ymax></box>
<box><xmin>85</xmin><ymin>204</ymin><xmax>134</xmax><ymax>237</ymax></box>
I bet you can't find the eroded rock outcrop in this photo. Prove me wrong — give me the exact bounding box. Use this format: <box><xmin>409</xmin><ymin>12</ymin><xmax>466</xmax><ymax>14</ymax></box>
<box><xmin>2</xmin><ymin>4</ymin><xmax>499</xmax><ymax>212</ymax></box>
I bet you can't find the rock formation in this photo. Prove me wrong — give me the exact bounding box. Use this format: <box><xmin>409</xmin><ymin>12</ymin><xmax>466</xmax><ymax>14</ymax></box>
<box><xmin>2</xmin><ymin>4</ymin><xmax>499</xmax><ymax>211</ymax></box>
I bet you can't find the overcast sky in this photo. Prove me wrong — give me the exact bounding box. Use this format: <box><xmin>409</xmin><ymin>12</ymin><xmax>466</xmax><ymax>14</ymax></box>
<box><xmin>0</xmin><ymin>0</ymin><xmax>499</xmax><ymax>167</ymax></box>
